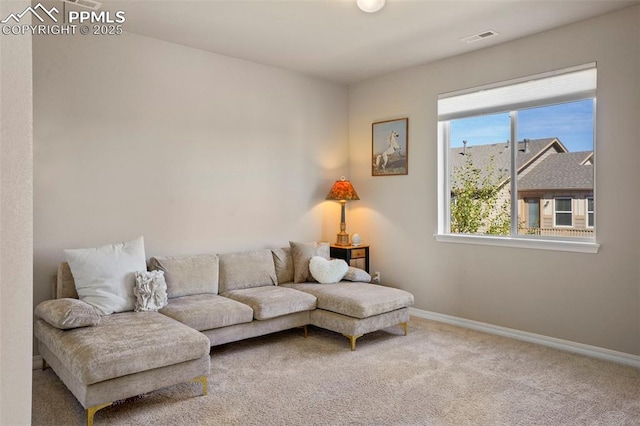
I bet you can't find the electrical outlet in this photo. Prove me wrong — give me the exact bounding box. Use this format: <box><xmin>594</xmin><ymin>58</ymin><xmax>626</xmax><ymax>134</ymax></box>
<box><xmin>372</xmin><ymin>271</ymin><xmax>380</xmax><ymax>284</ymax></box>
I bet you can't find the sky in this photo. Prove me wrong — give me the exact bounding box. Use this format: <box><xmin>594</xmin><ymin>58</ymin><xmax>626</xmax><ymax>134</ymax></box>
<box><xmin>450</xmin><ymin>99</ymin><xmax>594</xmax><ymax>152</ymax></box>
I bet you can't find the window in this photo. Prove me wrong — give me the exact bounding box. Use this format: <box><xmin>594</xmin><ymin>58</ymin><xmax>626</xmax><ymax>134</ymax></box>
<box><xmin>437</xmin><ymin>64</ymin><xmax>598</xmax><ymax>252</ymax></box>
<box><xmin>554</xmin><ymin>198</ymin><xmax>573</xmax><ymax>227</ymax></box>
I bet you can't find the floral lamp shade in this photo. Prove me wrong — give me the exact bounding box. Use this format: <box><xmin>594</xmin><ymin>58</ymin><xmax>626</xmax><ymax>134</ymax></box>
<box><xmin>326</xmin><ymin>177</ymin><xmax>360</xmax><ymax>201</ymax></box>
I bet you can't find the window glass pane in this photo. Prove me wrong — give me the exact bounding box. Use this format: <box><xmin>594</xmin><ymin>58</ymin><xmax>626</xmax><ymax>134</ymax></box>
<box><xmin>556</xmin><ymin>212</ymin><xmax>573</xmax><ymax>226</ymax></box>
<box><xmin>449</xmin><ymin>112</ymin><xmax>511</xmax><ymax>235</ymax></box>
<box><xmin>517</xmin><ymin>100</ymin><xmax>594</xmax><ymax>238</ymax></box>
<box><xmin>555</xmin><ymin>198</ymin><xmax>573</xmax><ymax>227</ymax></box>
<box><xmin>555</xmin><ymin>198</ymin><xmax>572</xmax><ymax>212</ymax></box>
<box><xmin>587</xmin><ymin>197</ymin><xmax>594</xmax><ymax>227</ymax></box>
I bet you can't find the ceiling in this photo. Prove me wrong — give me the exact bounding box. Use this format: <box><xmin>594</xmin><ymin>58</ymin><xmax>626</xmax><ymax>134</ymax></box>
<box><xmin>106</xmin><ymin>0</ymin><xmax>638</xmax><ymax>84</ymax></box>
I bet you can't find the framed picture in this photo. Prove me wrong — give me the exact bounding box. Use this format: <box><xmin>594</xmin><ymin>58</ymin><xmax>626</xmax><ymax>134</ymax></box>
<box><xmin>371</xmin><ymin>118</ymin><xmax>408</xmax><ymax>176</ymax></box>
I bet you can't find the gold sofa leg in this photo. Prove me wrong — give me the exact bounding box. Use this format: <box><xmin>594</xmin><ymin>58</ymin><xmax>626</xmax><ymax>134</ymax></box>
<box><xmin>297</xmin><ymin>325</ymin><xmax>308</xmax><ymax>338</ymax></box>
<box><xmin>192</xmin><ymin>376</ymin><xmax>208</xmax><ymax>396</ymax></box>
<box><xmin>343</xmin><ymin>334</ymin><xmax>363</xmax><ymax>351</ymax></box>
<box><xmin>343</xmin><ymin>323</ymin><xmax>407</xmax><ymax>351</ymax></box>
<box><xmin>86</xmin><ymin>377</ymin><xmax>207</xmax><ymax>425</ymax></box>
<box><xmin>87</xmin><ymin>402</ymin><xmax>112</xmax><ymax>426</ymax></box>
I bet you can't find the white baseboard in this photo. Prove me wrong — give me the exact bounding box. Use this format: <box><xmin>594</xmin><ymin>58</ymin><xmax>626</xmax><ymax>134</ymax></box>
<box><xmin>410</xmin><ymin>307</ymin><xmax>640</xmax><ymax>368</ymax></box>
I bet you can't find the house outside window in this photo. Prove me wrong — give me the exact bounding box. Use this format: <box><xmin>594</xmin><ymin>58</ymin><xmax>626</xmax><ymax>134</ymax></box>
<box><xmin>437</xmin><ymin>64</ymin><xmax>598</xmax><ymax>252</ymax></box>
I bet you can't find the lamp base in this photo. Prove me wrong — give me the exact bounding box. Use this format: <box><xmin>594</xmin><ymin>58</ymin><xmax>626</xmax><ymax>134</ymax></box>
<box><xmin>335</xmin><ymin>232</ymin><xmax>350</xmax><ymax>246</ymax></box>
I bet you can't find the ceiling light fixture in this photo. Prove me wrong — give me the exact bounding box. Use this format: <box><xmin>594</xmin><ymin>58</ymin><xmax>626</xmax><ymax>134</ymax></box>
<box><xmin>357</xmin><ymin>0</ymin><xmax>385</xmax><ymax>13</ymax></box>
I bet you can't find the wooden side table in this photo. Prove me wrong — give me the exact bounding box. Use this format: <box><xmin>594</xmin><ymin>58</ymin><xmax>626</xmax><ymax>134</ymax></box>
<box><xmin>330</xmin><ymin>244</ymin><xmax>369</xmax><ymax>273</ymax></box>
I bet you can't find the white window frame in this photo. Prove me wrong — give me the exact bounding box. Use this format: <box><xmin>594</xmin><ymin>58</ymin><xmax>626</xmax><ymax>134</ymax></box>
<box><xmin>586</xmin><ymin>197</ymin><xmax>595</xmax><ymax>228</ymax></box>
<box><xmin>436</xmin><ymin>63</ymin><xmax>599</xmax><ymax>254</ymax></box>
<box><xmin>554</xmin><ymin>197</ymin><xmax>573</xmax><ymax>228</ymax></box>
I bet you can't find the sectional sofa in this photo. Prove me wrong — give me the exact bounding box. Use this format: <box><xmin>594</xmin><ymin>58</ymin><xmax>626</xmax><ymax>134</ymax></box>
<box><xmin>34</xmin><ymin>241</ymin><xmax>414</xmax><ymax>425</ymax></box>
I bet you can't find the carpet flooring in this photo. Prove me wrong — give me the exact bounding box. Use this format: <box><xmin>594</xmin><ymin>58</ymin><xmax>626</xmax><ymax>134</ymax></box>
<box><xmin>32</xmin><ymin>317</ymin><xmax>640</xmax><ymax>425</ymax></box>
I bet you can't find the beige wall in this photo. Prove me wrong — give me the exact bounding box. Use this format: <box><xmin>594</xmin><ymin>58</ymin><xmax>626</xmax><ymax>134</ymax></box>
<box><xmin>349</xmin><ymin>6</ymin><xmax>640</xmax><ymax>355</ymax></box>
<box><xmin>33</xmin><ymin>33</ymin><xmax>349</xmax><ymax>311</ymax></box>
<box><xmin>0</xmin><ymin>1</ymin><xmax>33</xmax><ymax>423</ymax></box>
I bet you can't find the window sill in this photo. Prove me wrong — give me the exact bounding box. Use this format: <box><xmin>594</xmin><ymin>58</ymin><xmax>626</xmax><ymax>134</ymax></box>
<box><xmin>434</xmin><ymin>233</ymin><xmax>599</xmax><ymax>254</ymax></box>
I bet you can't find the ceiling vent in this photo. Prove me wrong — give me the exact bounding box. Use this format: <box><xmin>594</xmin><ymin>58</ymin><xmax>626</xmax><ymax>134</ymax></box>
<box><xmin>460</xmin><ymin>30</ymin><xmax>499</xmax><ymax>44</ymax></box>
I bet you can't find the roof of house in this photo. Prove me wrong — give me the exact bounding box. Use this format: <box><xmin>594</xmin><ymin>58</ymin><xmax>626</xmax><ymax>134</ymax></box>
<box><xmin>518</xmin><ymin>151</ymin><xmax>593</xmax><ymax>191</ymax></box>
<box><xmin>450</xmin><ymin>138</ymin><xmax>593</xmax><ymax>191</ymax></box>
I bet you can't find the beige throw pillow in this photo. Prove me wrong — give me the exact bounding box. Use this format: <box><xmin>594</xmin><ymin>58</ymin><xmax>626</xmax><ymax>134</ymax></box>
<box><xmin>35</xmin><ymin>298</ymin><xmax>100</xmax><ymax>329</ymax></box>
<box><xmin>272</xmin><ymin>247</ymin><xmax>294</xmax><ymax>284</ymax></box>
<box><xmin>343</xmin><ymin>266</ymin><xmax>372</xmax><ymax>283</ymax></box>
<box><xmin>289</xmin><ymin>241</ymin><xmax>330</xmax><ymax>283</ymax></box>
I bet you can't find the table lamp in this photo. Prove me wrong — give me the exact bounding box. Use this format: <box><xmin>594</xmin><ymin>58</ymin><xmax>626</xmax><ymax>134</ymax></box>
<box><xmin>326</xmin><ymin>176</ymin><xmax>360</xmax><ymax>246</ymax></box>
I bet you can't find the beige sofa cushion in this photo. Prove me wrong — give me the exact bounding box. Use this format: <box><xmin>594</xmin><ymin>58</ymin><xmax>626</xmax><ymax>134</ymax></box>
<box><xmin>34</xmin><ymin>311</ymin><xmax>209</xmax><ymax>385</ymax></box>
<box><xmin>271</xmin><ymin>247</ymin><xmax>294</xmax><ymax>284</ymax></box>
<box><xmin>218</xmin><ymin>249</ymin><xmax>278</xmax><ymax>293</ymax></box>
<box><xmin>281</xmin><ymin>282</ymin><xmax>414</xmax><ymax>319</ymax></box>
<box><xmin>57</xmin><ymin>262</ymin><xmax>79</xmax><ymax>299</ymax></box>
<box><xmin>289</xmin><ymin>241</ymin><xmax>330</xmax><ymax>283</ymax></box>
<box><xmin>222</xmin><ymin>286</ymin><xmax>317</xmax><ymax>320</ymax></box>
<box><xmin>150</xmin><ymin>254</ymin><xmax>219</xmax><ymax>298</ymax></box>
<box><xmin>160</xmin><ymin>294</ymin><xmax>254</xmax><ymax>331</ymax></box>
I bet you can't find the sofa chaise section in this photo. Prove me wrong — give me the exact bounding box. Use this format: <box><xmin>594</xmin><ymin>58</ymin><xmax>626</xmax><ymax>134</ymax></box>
<box><xmin>35</xmin><ymin>266</ymin><xmax>211</xmax><ymax>426</ymax></box>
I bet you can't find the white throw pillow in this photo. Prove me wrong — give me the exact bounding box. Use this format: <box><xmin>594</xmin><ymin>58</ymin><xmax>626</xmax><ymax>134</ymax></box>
<box><xmin>309</xmin><ymin>256</ymin><xmax>348</xmax><ymax>284</ymax></box>
<box><xmin>134</xmin><ymin>270</ymin><xmax>168</xmax><ymax>312</ymax></box>
<box><xmin>64</xmin><ymin>237</ymin><xmax>146</xmax><ymax>315</ymax></box>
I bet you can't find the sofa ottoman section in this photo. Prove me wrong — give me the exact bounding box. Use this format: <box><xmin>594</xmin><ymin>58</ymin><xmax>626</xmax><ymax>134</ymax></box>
<box><xmin>310</xmin><ymin>308</ymin><xmax>411</xmax><ymax>349</ymax></box>
<box><xmin>282</xmin><ymin>282</ymin><xmax>414</xmax><ymax>350</ymax></box>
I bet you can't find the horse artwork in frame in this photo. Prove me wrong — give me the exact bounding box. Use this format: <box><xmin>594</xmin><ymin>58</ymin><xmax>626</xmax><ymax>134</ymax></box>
<box><xmin>372</xmin><ymin>118</ymin><xmax>408</xmax><ymax>176</ymax></box>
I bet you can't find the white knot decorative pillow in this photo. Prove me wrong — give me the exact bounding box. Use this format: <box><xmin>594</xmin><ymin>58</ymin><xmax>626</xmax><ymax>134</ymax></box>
<box><xmin>134</xmin><ymin>270</ymin><xmax>168</xmax><ymax>312</ymax></box>
<box><xmin>309</xmin><ymin>256</ymin><xmax>348</xmax><ymax>284</ymax></box>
